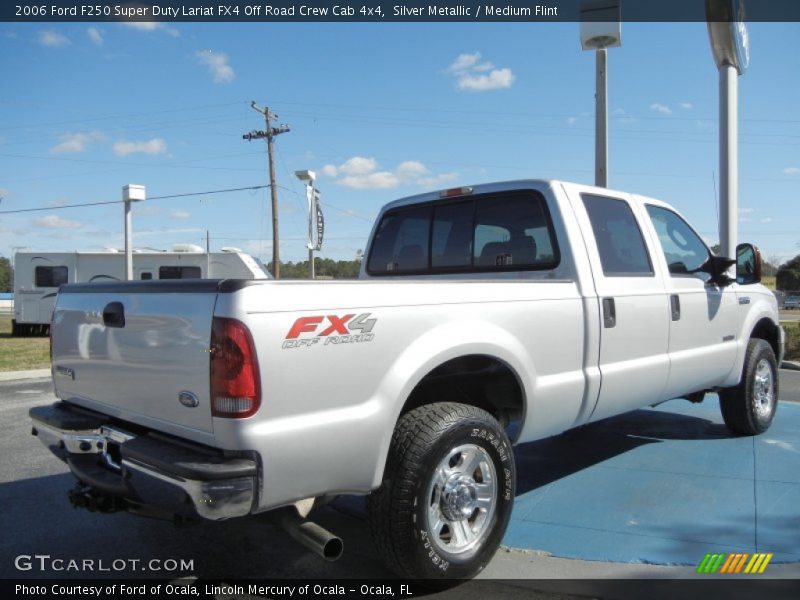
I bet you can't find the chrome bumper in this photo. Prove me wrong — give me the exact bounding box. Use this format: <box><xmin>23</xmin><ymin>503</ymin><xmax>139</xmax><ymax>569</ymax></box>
<box><xmin>31</xmin><ymin>403</ymin><xmax>257</xmax><ymax>521</ymax></box>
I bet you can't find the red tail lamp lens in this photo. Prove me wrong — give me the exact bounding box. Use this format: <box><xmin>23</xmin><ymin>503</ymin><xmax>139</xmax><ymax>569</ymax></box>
<box><xmin>210</xmin><ymin>317</ymin><xmax>261</xmax><ymax>418</ymax></box>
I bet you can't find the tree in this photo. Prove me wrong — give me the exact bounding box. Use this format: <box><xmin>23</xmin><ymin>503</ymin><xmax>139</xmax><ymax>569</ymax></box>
<box><xmin>0</xmin><ymin>256</ymin><xmax>12</xmax><ymax>292</ymax></box>
<box><xmin>776</xmin><ymin>255</ymin><xmax>800</xmax><ymax>291</ymax></box>
<box><xmin>265</xmin><ymin>259</ymin><xmax>362</xmax><ymax>280</ymax></box>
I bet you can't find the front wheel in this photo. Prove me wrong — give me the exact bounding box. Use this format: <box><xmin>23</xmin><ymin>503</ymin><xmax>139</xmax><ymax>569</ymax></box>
<box><xmin>719</xmin><ymin>338</ymin><xmax>778</xmax><ymax>435</ymax></box>
<box><xmin>368</xmin><ymin>403</ymin><xmax>515</xmax><ymax>580</ymax></box>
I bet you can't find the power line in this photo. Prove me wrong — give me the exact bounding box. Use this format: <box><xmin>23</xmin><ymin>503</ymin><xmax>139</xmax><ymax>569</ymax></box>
<box><xmin>0</xmin><ymin>185</ymin><xmax>268</xmax><ymax>215</ymax></box>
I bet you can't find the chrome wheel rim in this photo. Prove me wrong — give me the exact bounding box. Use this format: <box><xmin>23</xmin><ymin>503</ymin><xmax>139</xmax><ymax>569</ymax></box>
<box><xmin>753</xmin><ymin>358</ymin><xmax>775</xmax><ymax>418</ymax></box>
<box><xmin>425</xmin><ymin>443</ymin><xmax>497</xmax><ymax>555</ymax></box>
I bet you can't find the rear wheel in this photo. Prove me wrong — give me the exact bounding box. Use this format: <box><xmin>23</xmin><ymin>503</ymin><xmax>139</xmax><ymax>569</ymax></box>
<box><xmin>719</xmin><ymin>338</ymin><xmax>778</xmax><ymax>435</ymax></box>
<box><xmin>368</xmin><ymin>402</ymin><xmax>515</xmax><ymax>580</ymax></box>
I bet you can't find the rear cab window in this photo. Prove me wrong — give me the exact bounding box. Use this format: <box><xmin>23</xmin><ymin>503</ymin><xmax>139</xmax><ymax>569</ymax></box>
<box><xmin>366</xmin><ymin>190</ymin><xmax>560</xmax><ymax>275</ymax></box>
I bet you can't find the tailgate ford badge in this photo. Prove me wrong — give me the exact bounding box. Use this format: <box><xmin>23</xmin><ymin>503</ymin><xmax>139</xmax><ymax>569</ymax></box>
<box><xmin>178</xmin><ymin>391</ymin><xmax>200</xmax><ymax>408</ymax></box>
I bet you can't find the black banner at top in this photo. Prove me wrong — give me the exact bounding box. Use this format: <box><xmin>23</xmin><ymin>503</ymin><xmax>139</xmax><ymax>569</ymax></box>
<box><xmin>4</xmin><ymin>0</ymin><xmax>800</xmax><ymax>23</ymax></box>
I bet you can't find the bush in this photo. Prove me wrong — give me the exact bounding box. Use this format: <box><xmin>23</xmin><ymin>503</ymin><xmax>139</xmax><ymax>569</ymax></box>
<box><xmin>786</xmin><ymin>323</ymin><xmax>800</xmax><ymax>362</ymax></box>
<box><xmin>776</xmin><ymin>255</ymin><xmax>800</xmax><ymax>291</ymax></box>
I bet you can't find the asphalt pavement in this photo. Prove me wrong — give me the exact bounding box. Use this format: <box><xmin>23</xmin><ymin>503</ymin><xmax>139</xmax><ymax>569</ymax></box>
<box><xmin>1</xmin><ymin>375</ymin><xmax>799</xmax><ymax>599</ymax></box>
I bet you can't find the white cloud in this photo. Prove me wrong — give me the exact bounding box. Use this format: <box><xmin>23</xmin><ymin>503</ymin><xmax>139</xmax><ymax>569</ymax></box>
<box><xmin>113</xmin><ymin>138</ymin><xmax>167</xmax><ymax>156</ymax></box>
<box><xmin>566</xmin><ymin>116</ymin><xmax>577</xmax><ymax>125</ymax></box>
<box><xmin>321</xmin><ymin>164</ymin><xmax>339</xmax><ymax>177</ymax></box>
<box><xmin>122</xmin><ymin>22</ymin><xmax>180</xmax><ymax>37</ymax></box>
<box><xmin>396</xmin><ymin>161</ymin><xmax>428</xmax><ymax>178</ymax></box>
<box><xmin>87</xmin><ymin>28</ymin><xmax>103</xmax><ymax>46</ymax></box>
<box><xmin>338</xmin><ymin>156</ymin><xmax>378</xmax><ymax>176</ymax></box>
<box><xmin>447</xmin><ymin>52</ymin><xmax>482</xmax><ymax>73</ymax></box>
<box><xmin>458</xmin><ymin>68</ymin><xmax>515</xmax><ymax>92</ymax></box>
<box><xmin>447</xmin><ymin>52</ymin><xmax>514</xmax><ymax>92</ymax></box>
<box><xmin>323</xmin><ymin>156</ymin><xmax>458</xmax><ymax>190</ymax></box>
<box><xmin>340</xmin><ymin>172</ymin><xmax>399</xmax><ymax>190</ymax></box>
<box><xmin>739</xmin><ymin>207</ymin><xmax>755</xmax><ymax>215</ymax></box>
<box><xmin>170</xmin><ymin>210</ymin><xmax>191</xmax><ymax>220</ymax></box>
<box><xmin>650</xmin><ymin>103</ymin><xmax>672</xmax><ymax>115</ymax></box>
<box><xmin>783</xmin><ymin>167</ymin><xmax>800</xmax><ymax>175</ymax></box>
<box><xmin>50</xmin><ymin>131</ymin><xmax>104</xmax><ymax>154</ymax></box>
<box><xmin>679</xmin><ymin>102</ymin><xmax>693</xmax><ymax>110</ymax></box>
<box><xmin>39</xmin><ymin>30</ymin><xmax>70</xmax><ymax>47</ymax></box>
<box><xmin>650</xmin><ymin>103</ymin><xmax>671</xmax><ymax>114</ymax></box>
<box><xmin>196</xmin><ymin>50</ymin><xmax>235</xmax><ymax>84</ymax></box>
<box><xmin>0</xmin><ymin>188</ymin><xmax>10</xmax><ymax>199</ymax></box>
<box><xmin>33</xmin><ymin>215</ymin><xmax>82</xmax><ymax>229</ymax></box>
<box><xmin>761</xmin><ymin>217</ymin><xmax>773</xmax><ymax>224</ymax></box>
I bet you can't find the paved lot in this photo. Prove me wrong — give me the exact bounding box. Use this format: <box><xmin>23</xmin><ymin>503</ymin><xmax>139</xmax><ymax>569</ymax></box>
<box><xmin>1</xmin><ymin>377</ymin><xmax>799</xmax><ymax>597</ymax></box>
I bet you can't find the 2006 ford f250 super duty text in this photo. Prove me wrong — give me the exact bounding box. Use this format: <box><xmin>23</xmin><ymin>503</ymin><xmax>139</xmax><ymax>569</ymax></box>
<box><xmin>31</xmin><ymin>179</ymin><xmax>784</xmax><ymax>579</ymax></box>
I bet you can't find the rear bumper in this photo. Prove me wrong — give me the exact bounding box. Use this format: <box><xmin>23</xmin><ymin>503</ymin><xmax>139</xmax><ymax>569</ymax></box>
<box><xmin>30</xmin><ymin>402</ymin><xmax>257</xmax><ymax>521</ymax></box>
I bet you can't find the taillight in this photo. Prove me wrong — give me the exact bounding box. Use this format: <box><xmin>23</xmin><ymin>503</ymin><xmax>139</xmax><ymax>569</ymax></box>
<box><xmin>210</xmin><ymin>317</ymin><xmax>261</xmax><ymax>418</ymax></box>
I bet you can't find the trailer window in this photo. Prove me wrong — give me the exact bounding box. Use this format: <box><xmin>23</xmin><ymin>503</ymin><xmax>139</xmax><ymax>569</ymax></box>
<box><xmin>140</xmin><ymin>272</ymin><xmax>153</xmax><ymax>280</ymax></box>
<box><xmin>35</xmin><ymin>266</ymin><xmax>68</xmax><ymax>287</ymax></box>
<box><xmin>158</xmin><ymin>266</ymin><xmax>202</xmax><ymax>279</ymax></box>
<box><xmin>367</xmin><ymin>190</ymin><xmax>559</xmax><ymax>275</ymax></box>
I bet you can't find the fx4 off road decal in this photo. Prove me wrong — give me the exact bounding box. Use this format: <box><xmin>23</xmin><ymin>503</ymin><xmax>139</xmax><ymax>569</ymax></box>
<box><xmin>282</xmin><ymin>313</ymin><xmax>377</xmax><ymax>349</ymax></box>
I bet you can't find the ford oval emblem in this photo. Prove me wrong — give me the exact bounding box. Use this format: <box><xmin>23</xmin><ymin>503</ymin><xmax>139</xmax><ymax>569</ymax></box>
<box><xmin>178</xmin><ymin>391</ymin><xmax>200</xmax><ymax>408</ymax></box>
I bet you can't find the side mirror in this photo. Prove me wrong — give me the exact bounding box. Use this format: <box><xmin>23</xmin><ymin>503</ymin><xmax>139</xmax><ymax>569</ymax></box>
<box><xmin>736</xmin><ymin>243</ymin><xmax>762</xmax><ymax>285</ymax></box>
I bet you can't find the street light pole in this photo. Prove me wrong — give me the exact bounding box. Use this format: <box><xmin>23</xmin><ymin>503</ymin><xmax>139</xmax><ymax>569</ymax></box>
<box><xmin>122</xmin><ymin>184</ymin><xmax>145</xmax><ymax>281</ymax></box>
<box><xmin>707</xmin><ymin>0</ymin><xmax>749</xmax><ymax>262</ymax></box>
<box><xmin>580</xmin><ymin>1</ymin><xmax>621</xmax><ymax>189</ymax></box>
<box><xmin>595</xmin><ymin>48</ymin><xmax>608</xmax><ymax>188</ymax></box>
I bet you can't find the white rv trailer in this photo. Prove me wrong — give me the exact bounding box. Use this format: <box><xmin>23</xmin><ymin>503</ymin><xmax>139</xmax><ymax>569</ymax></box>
<box><xmin>12</xmin><ymin>246</ymin><xmax>269</xmax><ymax>335</ymax></box>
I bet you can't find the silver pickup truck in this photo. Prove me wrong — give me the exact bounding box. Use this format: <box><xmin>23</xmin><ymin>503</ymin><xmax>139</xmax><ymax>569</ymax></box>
<box><xmin>31</xmin><ymin>179</ymin><xmax>783</xmax><ymax>580</ymax></box>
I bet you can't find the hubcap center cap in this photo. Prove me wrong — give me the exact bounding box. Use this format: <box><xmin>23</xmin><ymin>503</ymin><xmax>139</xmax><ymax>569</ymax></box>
<box><xmin>441</xmin><ymin>475</ymin><xmax>478</xmax><ymax>520</ymax></box>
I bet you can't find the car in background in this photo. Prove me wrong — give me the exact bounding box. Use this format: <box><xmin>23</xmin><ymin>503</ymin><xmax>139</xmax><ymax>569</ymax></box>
<box><xmin>784</xmin><ymin>295</ymin><xmax>800</xmax><ymax>309</ymax></box>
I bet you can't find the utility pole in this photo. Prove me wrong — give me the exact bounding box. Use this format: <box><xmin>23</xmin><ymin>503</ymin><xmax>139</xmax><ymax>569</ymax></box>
<box><xmin>243</xmin><ymin>102</ymin><xmax>290</xmax><ymax>279</ymax></box>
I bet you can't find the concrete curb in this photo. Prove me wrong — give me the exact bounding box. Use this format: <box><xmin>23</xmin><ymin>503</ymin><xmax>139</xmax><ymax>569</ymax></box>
<box><xmin>0</xmin><ymin>369</ymin><xmax>50</xmax><ymax>382</ymax></box>
<box><xmin>782</xmin><ymin>360</ymin><xmax>800</xmax><ymax>372</ymax></box>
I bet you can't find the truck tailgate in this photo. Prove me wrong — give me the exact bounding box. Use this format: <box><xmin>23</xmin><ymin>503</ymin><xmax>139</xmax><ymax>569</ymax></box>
<box><xmin>50</xmin><ymin>280</ymin><xmax>220</xmax><ymax>435</ymax></box>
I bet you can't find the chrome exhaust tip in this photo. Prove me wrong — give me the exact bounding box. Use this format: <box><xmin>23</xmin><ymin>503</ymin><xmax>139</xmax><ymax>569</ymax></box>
<box><xmin>277</xmin><ymin>511</ymin><xmax>343</xmax><ymax>561</ymax></box>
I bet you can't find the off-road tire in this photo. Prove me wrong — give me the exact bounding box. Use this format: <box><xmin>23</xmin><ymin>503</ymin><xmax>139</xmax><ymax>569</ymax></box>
<box><xmin>367</xmin><ymin>402</ymin><xmax>515</xmax><ymax>580</ymax></box>
<box><xmin>719</xmin><ymin>338</ymin><xmax>778</xmax><ymax>435</ymax></box>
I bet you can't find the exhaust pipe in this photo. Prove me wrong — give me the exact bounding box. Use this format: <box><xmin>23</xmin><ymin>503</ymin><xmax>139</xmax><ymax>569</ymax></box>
<box><xmin>277</xmin><ymin>511</ymin><xmax>343</xmax><ymax>561</ymax></box>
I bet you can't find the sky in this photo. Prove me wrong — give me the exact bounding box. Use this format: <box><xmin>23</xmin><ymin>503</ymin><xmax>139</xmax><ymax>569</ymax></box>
<box><xmin>1</xmin><ymin>20</ymin><xmax>799</xmax><ymax>267</ymax></box>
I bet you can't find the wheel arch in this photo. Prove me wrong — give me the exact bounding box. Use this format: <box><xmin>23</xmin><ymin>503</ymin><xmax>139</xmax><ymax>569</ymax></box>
<box><xmin>749</xmin><ymin>317</ymin><xmax>782</xmax><ymax>363</ymax></box>
<box><xmin>369</xmin><ymin>323</ymin><xmax>532</xmax><ymax>489</ymax></box>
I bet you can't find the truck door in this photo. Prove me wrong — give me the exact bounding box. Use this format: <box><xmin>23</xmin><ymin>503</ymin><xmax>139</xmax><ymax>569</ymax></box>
<box><xmin>575</xmin><ymin>192</ymin><xmax>671</xmax><ymax>421</ymax></box>
<box><xmin>642</xmin><ymin>203</ymin><xmax>739</xmax><ymax>398</ymax></box>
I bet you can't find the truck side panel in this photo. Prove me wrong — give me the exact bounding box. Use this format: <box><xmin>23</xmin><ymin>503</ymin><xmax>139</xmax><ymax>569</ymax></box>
<box><xmin>211</xmin><ymin>280</ymin><xmax>585</xmax><ymax>510</ymax></box>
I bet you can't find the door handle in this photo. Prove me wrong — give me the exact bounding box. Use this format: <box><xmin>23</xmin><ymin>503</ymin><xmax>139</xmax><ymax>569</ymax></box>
<box><xmin>102</xmin><ymin>301</ymin><xmax>125</xmax><ymax>328</ymax></box>
<box><xmin>670</xmin><ymin>294</ymin><xmax>681</xmax><ymax>321</ymax></box>
<box><xmin>602</xmin><ymin>297</ymin><xmax>616</xmax><ymax>328</ymax></box>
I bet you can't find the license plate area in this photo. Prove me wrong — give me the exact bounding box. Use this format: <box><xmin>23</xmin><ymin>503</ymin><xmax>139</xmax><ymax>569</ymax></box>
<box><xmin>99</xmin><ymin>426</ymin><xmax>135</xmax><ymax>472</ymax></box>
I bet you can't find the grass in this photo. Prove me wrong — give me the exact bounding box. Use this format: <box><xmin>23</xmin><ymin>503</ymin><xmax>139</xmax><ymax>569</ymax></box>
<box><xmin>0</xmin><ymin>315</ymin><xmax>50</xmax><ymax>372</ymax></box>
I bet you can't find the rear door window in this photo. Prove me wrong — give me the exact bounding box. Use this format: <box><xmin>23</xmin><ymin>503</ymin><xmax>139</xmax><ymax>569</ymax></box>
<box><xmin>582</xmin><ymin>194</ymin><xmax>654</xmax><ymax>277</ymax></box>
